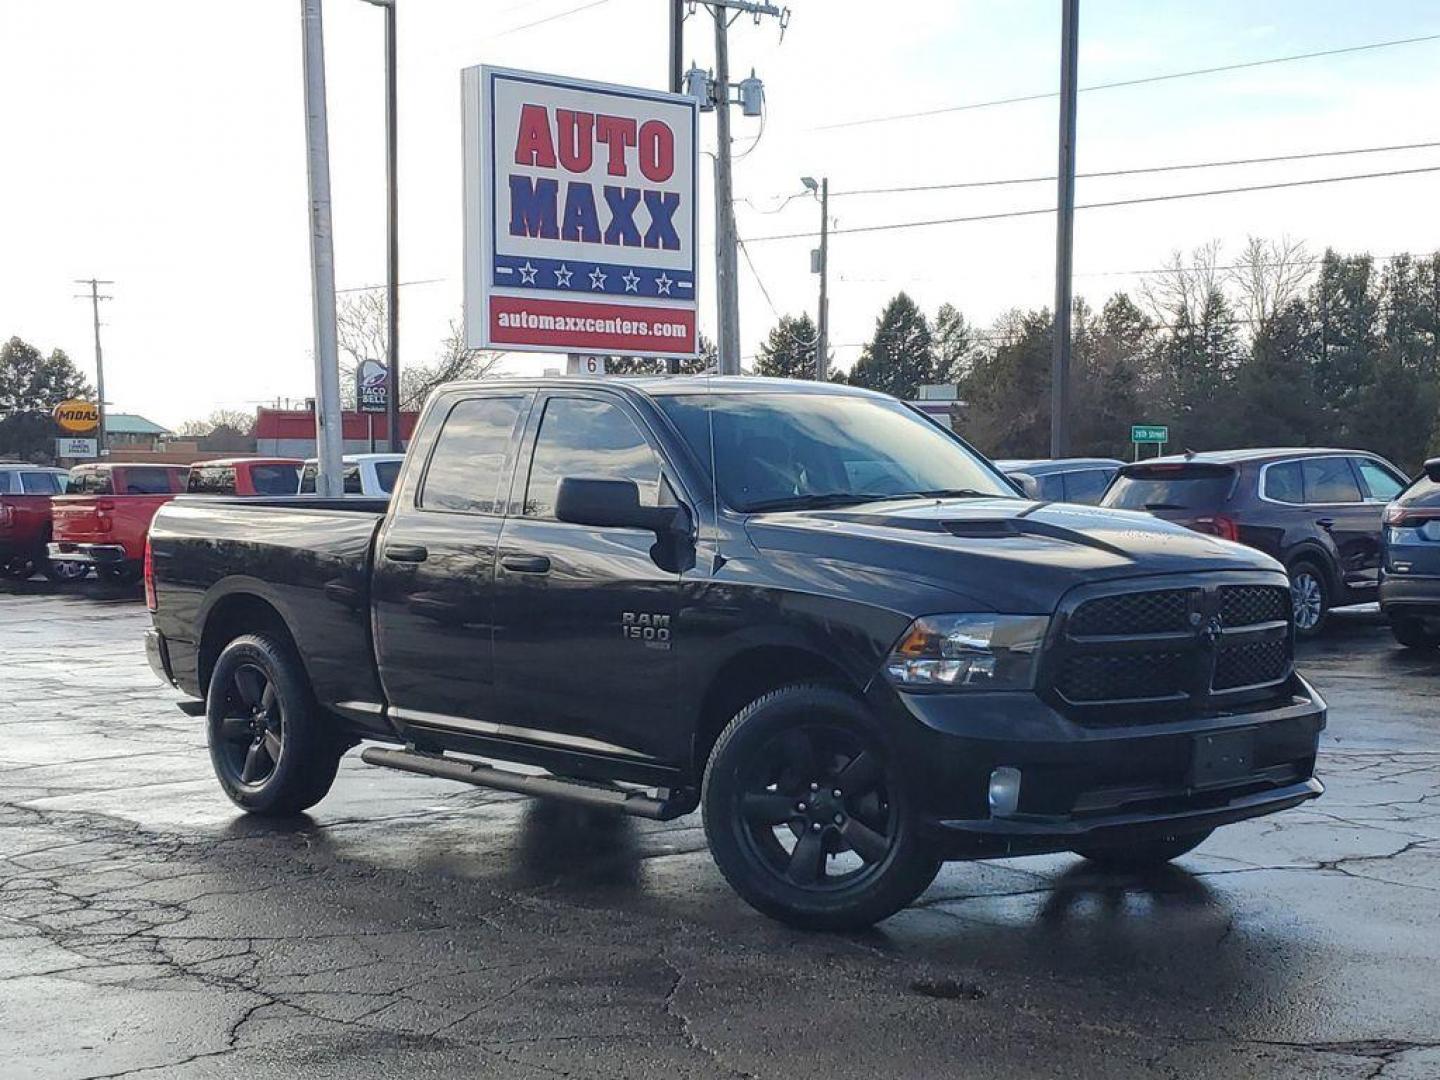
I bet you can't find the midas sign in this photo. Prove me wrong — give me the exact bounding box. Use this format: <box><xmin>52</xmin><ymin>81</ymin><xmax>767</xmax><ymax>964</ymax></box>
<box><xmin>463</xmin><ymin>65</ymin><xmax>699</xmax><ymax>359</ymax></box>
<box><xmin>53</xmin><ymin>399</ymin><xmax>99</xmax><ymax>434</ymax></box>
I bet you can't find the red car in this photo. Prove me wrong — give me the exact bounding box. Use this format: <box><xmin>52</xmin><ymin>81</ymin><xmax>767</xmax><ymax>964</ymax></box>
<box><xmin>185</xmin><ymin>458</ymin><xmax>303</xmax><ymax>497</ymax></box>
<box><xmin>48</xmin><ymin>463</ymin><xmax>192</xmax><ymax>583</ymax></box>
<box><xmin>0</xmin><ymin>462</ymin><xmax>82</xmax><ymax>581</ymax></box>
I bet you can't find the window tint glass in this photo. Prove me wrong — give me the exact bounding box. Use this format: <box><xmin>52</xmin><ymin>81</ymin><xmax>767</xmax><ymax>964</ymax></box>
<box><xmin>299</xmin><ymin>463</ymin><xmax>318</xmax><ymax>494</ymax></box>
<box><xmin>1062</xmin><ymin>469</ymin><xmax>1111</xmax><ymax>504</ymax></box>
<box><xmin>0</xmin><ymin>470</ymin><xmax>13</xmax><ymax>494</ymax></box>
<box><xmin>374</xmin><ymin>460</ymin><xmax>402</xmax><ymax>493</ymax></box>
<box><xmin>1302</xmin><ymin>457</ymin><xmax>1361</xmax><ymax>504</ymax></box>
<box><xmin>1035</xmin><ymin>473</ymin><xmax>1065</xmax><ymax>501</ymax></box>
<box><xmin>1264</xmin><ymin>460</ymin><xmax>1304</xmax><ymax>504</ymax></box>
<box><xmin>525</xmin><ymin>397</ymin><xmax>661</xmax><ymax>519</ymax></box>
<box><xmin>421</xmin><ymin>397</ymin><xmax>523</xmax><ymax>514</ymax></box>
<box><xmin>118</xmin><ymin>467</ymin><xmax>179</xmax><ymax>494</ymax></box>
<box><xmin>1356</xmin><ymin>459</ymin><xmax>1404</xmax><ymax>502</ymax></box>
<box><xmin>343</xmin><ymin>465</ymin><xmax>363</xmax><ymax>495</ymax></box>
<box><xmin>1102</xmin><ymin>465</ymin><xmax>1234</xmax><ymax>510</ymax></box>
<box><xmin>19</xmin><ymin>471</ymin><xmax>64</xmax><ymax>495</ymax></box>
<box><xmin>250</xmin><ymin>464</ymin><xmax>301</xmax><ymax>495</ymax></box>
<box><xmin>188</xmin><ymin>467</ymin><xmax>237</xmax><ymax>495</ymax></box>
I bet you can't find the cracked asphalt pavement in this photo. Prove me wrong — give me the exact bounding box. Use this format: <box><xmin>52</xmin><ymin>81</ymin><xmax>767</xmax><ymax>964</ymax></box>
<box><xmin>2</xmin><ymin>580</ymin><xmax>1439</xmax><ymax>1079</ymax></box>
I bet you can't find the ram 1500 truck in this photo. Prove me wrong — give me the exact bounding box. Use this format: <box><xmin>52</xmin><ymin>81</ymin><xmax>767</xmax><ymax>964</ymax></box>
<box><xmin>146</xmin><ymin>377</ymin><xmax>1325</xmax><ymax>929</ymax></box>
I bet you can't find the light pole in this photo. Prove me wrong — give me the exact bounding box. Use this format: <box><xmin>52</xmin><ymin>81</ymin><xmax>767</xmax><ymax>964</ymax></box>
<box><xmin>802</xmin><ymin>176</ymin><xmax>828</xmax><ymax>381</ymax></box>
<box><xmin>361</xmin><ymin>0</ymin><xmax>400</xmax><ymax>451</ymax></box>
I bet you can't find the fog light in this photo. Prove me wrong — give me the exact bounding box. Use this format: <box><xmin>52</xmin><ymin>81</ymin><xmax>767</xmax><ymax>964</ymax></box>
<box><xmin>988</xmin><ymin>767</ymin><xmax>1022</xmax><ymax>817</ymax></box>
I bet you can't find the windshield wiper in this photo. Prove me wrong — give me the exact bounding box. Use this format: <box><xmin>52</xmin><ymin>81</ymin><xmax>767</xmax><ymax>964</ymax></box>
<box><xmin>743</xmin><ymin>492</ymin><xmax>873</xmax><ymax>513</ymax></box>
<box><xmin>1143</xmin><ymin>502</ymin><xmax>1187</xmax><ymax>511</ymax></box>
<box><xmin>880</xmin><ymin>488</ymin><xmax>997</xmax><ymax>500</ymax></box>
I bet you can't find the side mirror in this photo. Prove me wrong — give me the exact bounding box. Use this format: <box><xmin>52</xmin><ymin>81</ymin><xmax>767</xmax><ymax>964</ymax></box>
<box><xmin>1009</xmin><ymin>472</ymin><xmax>1040</xmax><ymax>499</ymax></box>
<box><xmin>1424</xmin><ymin>458</ymin><xmax>1440</xmax><ymax>483</ymax></box>
<box><xmin>555</xmin><ymin>477</ymin><xmax>690</xmax><ymax>538</ymax></box>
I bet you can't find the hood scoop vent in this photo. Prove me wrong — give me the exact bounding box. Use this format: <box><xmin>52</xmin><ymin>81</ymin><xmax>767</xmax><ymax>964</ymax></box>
<box><xmin>941</xmin><ymin>516</ymin><xmax>1130</xmax><ymax>558</ymax></box>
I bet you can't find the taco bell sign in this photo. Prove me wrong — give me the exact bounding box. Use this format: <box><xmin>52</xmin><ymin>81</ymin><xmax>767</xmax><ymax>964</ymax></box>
<box><xmin>463</xmin><ymin>65</ymin><xmax>699</xmax><ymax>359</ymax></box>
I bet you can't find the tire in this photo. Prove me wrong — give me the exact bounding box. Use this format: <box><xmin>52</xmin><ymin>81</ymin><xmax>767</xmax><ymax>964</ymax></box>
<box><xmin>205</xmin><ymin>633</ymin><xmax>345</xmax><ymax>815</ymax></box>
<box><xmin>1288</xmin><ymin>559</ymin><xmax>1330</xmax><ymax>638</ymax></box>
<box><xmin>1390</xmin><ymin>616</ymin><xmax>1440</xmax><ymax>650</ymax></box>
<box><xmin>0</xmin><ymin>556</ymin><xmax>35</xmax><ymax>580</ymax></box>
<box><xmin>701</xmin><ymin>684</ymin><xmax>942</xmax><ymax>931</ymax></box>
<box><xmin>42</xmin><ymin>556</ymin><xmax>89</xmax><ymax>583</ymax></box>
<box><xmin>1072</xmin><ymin>828</ymin><xmax>1212</xmax><ymax>869</ymax></box>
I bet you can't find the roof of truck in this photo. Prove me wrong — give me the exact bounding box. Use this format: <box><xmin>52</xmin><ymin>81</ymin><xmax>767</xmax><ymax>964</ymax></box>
<box><xmin>442</xmin><ymin>375</ymin><xmax>883</xmax><ymax>399</ymax></box>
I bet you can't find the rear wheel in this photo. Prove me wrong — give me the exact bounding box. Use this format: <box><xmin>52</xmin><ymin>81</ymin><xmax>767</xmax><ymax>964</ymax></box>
<box><xmin>1288</xmin><ymin>560</ymin><xmax>1329</xmax><ymax>637</ymax></box>
<box><xmin>1072</xmin><ymin>828</ymin><xmax>1212</xmax><ymax>869</ymax></box>
<box><xmin>702</xmin><ymin>684</ymin><xmax>941</xmax><ymax>931</ymax></box>
<box><xmin>42</xmin><ymin>556</ymin><xmax>89</xmax><ymax>583</ymax></box>
<box><xmin>1390</xmin><ymin>616</ymin><xmax>1440</xmax><ymax>650</ymax></box>
<box><xmin>206</xmin><ymin>634</ymin><xmax>345</xmax><ymax>815</ymax></box>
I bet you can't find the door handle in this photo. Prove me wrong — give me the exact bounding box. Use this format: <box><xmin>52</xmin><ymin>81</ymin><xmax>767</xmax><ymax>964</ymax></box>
<box><xmin>384</xmin><ymin>543</ymin><xmax>428</xmax><ymax>563</ymax></box>
<box><xmin>1316</xmin><ymin>518</ymin><xmax>1335</xmax><ymax>531</ymax></box>
<box><xmin>501</xmin><ymin>554</ymin><xmax>551</xmax><ymax>574</ymax></box>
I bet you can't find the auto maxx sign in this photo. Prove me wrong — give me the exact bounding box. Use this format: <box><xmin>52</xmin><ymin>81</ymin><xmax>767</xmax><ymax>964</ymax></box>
<box><xmin>463</xmin><ymin>65</ymin><xmax>699</xmax><ymax>358</ymax></box>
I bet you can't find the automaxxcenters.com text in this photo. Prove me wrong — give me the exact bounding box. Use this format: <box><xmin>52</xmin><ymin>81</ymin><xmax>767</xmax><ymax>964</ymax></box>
<box><xmin>496</xmin><ymin>309</ymin><xmax>689</xmax><ymax>339</ymax></box>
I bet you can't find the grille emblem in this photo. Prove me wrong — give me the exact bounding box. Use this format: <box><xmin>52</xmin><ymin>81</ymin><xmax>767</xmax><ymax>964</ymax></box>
<box><xmin>1200</xmin><ymin>615</ymin><xmax>1224</xmax><ymax>648</ymax></box>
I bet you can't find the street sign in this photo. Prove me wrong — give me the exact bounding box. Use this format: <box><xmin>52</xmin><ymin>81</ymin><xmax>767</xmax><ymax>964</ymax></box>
<box><xmin>463</xmin><ymin>65</ymin><xmax>699</xmax><ymax>359</ymax></box>
<box><xmin>357</xmin><ymin>359</ymin><xmax>389</xmax><ymax>414</ymax></box>
<box><xmin>1131</xmin><ymin>424</ymin><xmax>1169</xmax><ymax>444</ymax></box>
<box><xmin>53</xmin><ymin>399</ymin><xmax>99</xmax><ymax>434</ymax></box>
<box><xmin>55</xmin><ymin>437</ymin><xmax>97</xmax><ymax>458</ymax></box>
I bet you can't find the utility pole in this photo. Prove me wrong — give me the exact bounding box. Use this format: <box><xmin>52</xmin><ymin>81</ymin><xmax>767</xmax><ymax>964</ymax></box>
<box><xmin>362</xmin><ymin>0</ymin><xmax>401</xmax><ymax>452</ymax></box>
<box><xmin>301</xmin><ymin>0</ymin><xmax>346</xmax><ymax>496</ymax></box>
<box><xmin>815</xmin><ymin>177</ymin><xmax>829</xmax><ymax>380</ymax></box>
<box><xmin>666</xmin><ymin>0</ymin><xmax>684</xmax><ymax>375</ymax></box>
<box><xmin>712</xmin><ymin>5</ymin><xmax>741</xmax><ymax>375</ymax></box>
<box><xmin>73</xmin><ymin>278</ymin><xmax>113</xmax><ymax>455</ymax></box>
<box><xmin>1049</xmin><ymin>0</ymin><xmax>1079</xmax><ymax>458</ymax></box>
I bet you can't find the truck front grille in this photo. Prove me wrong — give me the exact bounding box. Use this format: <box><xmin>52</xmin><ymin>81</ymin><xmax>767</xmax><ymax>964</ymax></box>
<box><xmin>1048</xmin><ymin>578</ymin><xmax>1293</xmax><ymax>722</ymax></box>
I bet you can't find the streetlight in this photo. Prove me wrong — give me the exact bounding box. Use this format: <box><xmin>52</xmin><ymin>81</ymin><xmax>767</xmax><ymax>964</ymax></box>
<box><xmin>360</xmin><ymin>0</ymin><xmax>400</xmax><ymax>452</ymax></box>
<box><xmin>802</xmin><ymin>176</ymin><xmax>828</xmax><ymax>381</ymax></box>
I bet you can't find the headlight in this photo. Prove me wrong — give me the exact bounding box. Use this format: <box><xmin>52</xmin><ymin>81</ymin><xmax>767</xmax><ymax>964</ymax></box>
<box><xmin>884</xmin><ymin>614</ymin><xmax>1049</xmax><ymax>689</ymax></box>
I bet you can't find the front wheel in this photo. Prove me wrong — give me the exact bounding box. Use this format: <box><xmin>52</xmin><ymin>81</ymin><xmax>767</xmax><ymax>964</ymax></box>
<box><xmin>701</xmin><ymin>684</ymin><xmax>941</xmax><ymax>931</ymax></box>
<box><xmin>1288</xmin><ymin>560</ymin><xmax>1330</xmax><ymax>637</ymax></box>
<box><xmin>0</xmin><ymin>556</ymin><xmax>35</xmax><ymax>580</ymax></box>
<box><xmin>1390</xmin><ymin>616</ymin><xmax>1440</xmax><ymax>650</ymax></box>
<box><xmin>206</xmin><ymin>634</ymin><xmax>345</xmax><ymax>816</ymax></box>
<box><xmin>1072</xmin><ymin>828</ymin><xmax>1212</xmax><ymax>869</ymax></box>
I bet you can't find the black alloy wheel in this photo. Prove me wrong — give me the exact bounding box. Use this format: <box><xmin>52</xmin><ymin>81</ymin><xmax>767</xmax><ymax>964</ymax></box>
<box><xmin>737</xmin><ymin>723</ymin><xmax>898</xmax><ymax>891</ymax></box>
<box><xmin>214</xmin><ymin>662</ymin><xmax>286</xmax><ymax>788</ymax></box>
<box><xmin>702</xmin><ymin>684</ymin><xmax>941</xmax><ymax>931</ymax></box>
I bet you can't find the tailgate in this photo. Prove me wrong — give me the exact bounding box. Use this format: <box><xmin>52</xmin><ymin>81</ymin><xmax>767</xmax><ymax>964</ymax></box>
<box><xmin>1388</xmin><ymin>511</ymin><xmax>1440</xmax><ymax>576</ymax></box>
<box><xmin>50</xmin><ymin>496</ymin><xmax>108</xmax><ymax>544</ymax></box>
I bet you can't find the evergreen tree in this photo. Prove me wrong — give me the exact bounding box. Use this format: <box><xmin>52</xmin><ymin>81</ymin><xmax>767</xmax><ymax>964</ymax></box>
<box><xmin>0</xmin><ymin>337</ymin><xmax>93</xmax><ymax>462</ymax></box>
<box><xmin>958</xmin><ymin>308</ymin><xmax>1052</xmax><ymax>457</ymax></box>
<box><xmin>933</xmin><ymin>303</ymin><xmax>977</xmax><ymax>385</ymax></box>
<box><xmin>846</xmin><ymin>292</ymin><xmax>935</xmax><ymax>399</ymax></box>
<box><xmin>754</xmin><ymin>314</ymin><xmax>818</xmax><ymax>379</ymax></box>
<box><xmin>1073</xmin><ymin>294</ymin><xmax>1151</xmax><ymax>458</ymax></box>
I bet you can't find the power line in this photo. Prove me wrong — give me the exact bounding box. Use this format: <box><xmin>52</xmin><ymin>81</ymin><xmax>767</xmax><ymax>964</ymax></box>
<box><xmin>736</xmin><ymin>236</ymin><xmax>782</xmax><ymax>318</ymax></box>
<box><xmin>744</xmin><ymin>164</ymin><xmax>1440</xmax><ymax>243</ymax></box>
<box><xmin>815</xmin><ymin>140</ymin><xmax>1440</xmax><ymax>199</ymax></box>
<box><xmin>336</xmin><ymin>277</ymin><xmax>445</xmax><ymax>294</ymax></box>
<box><xmin>494</xmin><ymin>0</ymin><xmax>614</xmax><ymax>37</ymax></box>
<box><xmin>813</xmin><ymin>32</ymin><xmax>1440</xmax><ymax>132</ymax></box>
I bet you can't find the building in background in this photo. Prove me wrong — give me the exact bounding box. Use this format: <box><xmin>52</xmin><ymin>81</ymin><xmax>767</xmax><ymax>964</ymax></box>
<box><xmin>104</xmin><ymin>414</ymin><xmax>172</xmax><ymax>453</ymax></box>
<box><xmin>909</xmin><ymin>385</ymin><xmax>961</xmax><ymax>432</ymax></box>
<box><xmin>254</xmin><ymin>409</ymin><xmax>418</xmax><ymax>458</ymax></box>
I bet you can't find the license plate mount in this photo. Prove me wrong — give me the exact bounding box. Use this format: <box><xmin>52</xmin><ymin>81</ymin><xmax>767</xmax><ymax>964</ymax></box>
<box><xmin>1191</xmin><ymin>729</ymin><xmax>1256</xmax><ymax>789</ymax></box>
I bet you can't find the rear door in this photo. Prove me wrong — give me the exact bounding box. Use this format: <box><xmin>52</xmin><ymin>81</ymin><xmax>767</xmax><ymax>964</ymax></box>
<box><xmin>1300</xmin><ymin>456</ymin><xmax>1374</xmax><ymax>590</ymax></box>
<box><xmin>372</xmin><ymin>391</ymin><xmax>531</xmax><ymax>732</ymax></box>
<box><xmin>490</xmin><ymin>391</ymin><xmax>683</xmax><ymax>765</ymax></box>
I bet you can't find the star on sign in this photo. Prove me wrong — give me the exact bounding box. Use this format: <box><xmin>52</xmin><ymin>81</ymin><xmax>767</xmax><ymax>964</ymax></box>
<box><xmin>518</xmin><ymin>261</ymin><xmax>538</xmax><ymax>285</ymax></box>
<box><xmin>655</xmin><ymin>273</ymin><xmax>673</xmax><ymax>295</ymax></box>
<box><xmin>589</xmin><ymin>267</ymin><xmax>608</xmax><ymax>290</ymax></box>
<box><xmin>621</xmin><ymin>270</ymin><xmax>641</xmax><ymax>293</ymax></box>
<box><xmin>553</xmin><ymin>264</ymin><xmax>573</xmax><ymax>287</ymax></box>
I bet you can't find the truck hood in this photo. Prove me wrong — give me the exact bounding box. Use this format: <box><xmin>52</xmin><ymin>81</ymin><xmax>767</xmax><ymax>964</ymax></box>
<box><xmin>744</xmin><ymin>497</ymin><xmax>1283</xmax><ymax>613</ymax></box>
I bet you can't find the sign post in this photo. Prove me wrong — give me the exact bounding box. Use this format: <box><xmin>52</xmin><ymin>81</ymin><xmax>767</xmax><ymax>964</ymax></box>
<box><xmin>1130</xmin><ymin>424</ymin><xmax>1169</xmax><ymax>460</ymax></box>
<box><xmin>463</xmin><ymin>65</ymin><xmax>699</xmax><ymax>362</ymax></box>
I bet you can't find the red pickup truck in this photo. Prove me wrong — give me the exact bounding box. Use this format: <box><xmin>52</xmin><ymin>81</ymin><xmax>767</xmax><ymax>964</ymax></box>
<box><xmin>184</xmin><ymin>457</ymin><xmax>303</xmax><ymax>497</ymax></box>
<box><xmin>0</xmin><ymin>463</ymin><xmax>82</xmax><ymax>581</ymax></box>
<box><xmin>48</xmin><ymin>463</ymin><xmax>192</xmax><ymax>583</ymax></box>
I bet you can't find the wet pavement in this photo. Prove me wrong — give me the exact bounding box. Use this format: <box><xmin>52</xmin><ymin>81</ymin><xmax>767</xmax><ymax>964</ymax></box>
<box><xmin>2</xmin><ymin>580</ymin><xmax>1438</xmax><ymax>1079</ymax></box>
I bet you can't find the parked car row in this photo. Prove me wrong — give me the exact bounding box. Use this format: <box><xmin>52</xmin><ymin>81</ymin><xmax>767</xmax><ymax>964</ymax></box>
<box><xmin>1</xmin><ymin>453</ymin><xmax>404</xmax><ymax>584</ymax></box>
<box><xmin>1002</xmin><ymin>448</ymin><xmax>1440</xmax><ymax>649</ymax></box>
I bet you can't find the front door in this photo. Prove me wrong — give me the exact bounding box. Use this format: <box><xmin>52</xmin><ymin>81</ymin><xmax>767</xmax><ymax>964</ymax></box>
<box><xmin>372</xmin><ymin>392</ymin><xmax>531</xmax><ymax>732</ymax></box>
<box><xmin>491</xmin><ymin>391</ymin><xmax>683</xmax><ymax>766</ymax></box>
<box><xmin>1301</xmin><ymin>456</ymin><xmax>1377</xmax><ymax>591</ymax></box>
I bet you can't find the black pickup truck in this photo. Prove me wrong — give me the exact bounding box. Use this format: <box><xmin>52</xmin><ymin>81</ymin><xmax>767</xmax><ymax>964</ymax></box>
<box><xmin>146</xmin><ymin>377</ymin><xmax>1325</xmax><ymax>929</ymax></box>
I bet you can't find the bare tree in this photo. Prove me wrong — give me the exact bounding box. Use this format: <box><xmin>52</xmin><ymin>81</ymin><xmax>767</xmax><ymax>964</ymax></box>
<box><xmin>1139</xmin><ymin>240</ymin><xmax>1224</xmax><ymax>327</ymax></box>
<box><xmin>401</xmin><ymin>319</ymin><xmax>505</xmax><ymax>409</ymax></box>
<box><xmin>174</xmin><ymin>409</ymin><xmax>256</xmax><ymax>437</ymax></box>
<box><xmin>1228</xmin><ymin>235</ymin><xmax>1312</xmax><ymax>331</ymax></box>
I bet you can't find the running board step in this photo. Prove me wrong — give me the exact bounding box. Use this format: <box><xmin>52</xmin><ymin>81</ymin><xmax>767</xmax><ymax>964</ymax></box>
<box><xmin>360</xmin><ymin>746</ymin><xmax>682</xmax><ymax>820</ymax></box>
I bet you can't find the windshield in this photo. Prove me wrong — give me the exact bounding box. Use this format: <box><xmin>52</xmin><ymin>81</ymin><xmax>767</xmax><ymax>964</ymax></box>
<box><xmin>1102</xmin><ymin>465</ymin><xmax>1235</xmax><ymax>510</ymax></box>
<box><xmin>655</xmin><ymin>392</ymin><xmax>1014</xmax><ymax>512</ymax></box>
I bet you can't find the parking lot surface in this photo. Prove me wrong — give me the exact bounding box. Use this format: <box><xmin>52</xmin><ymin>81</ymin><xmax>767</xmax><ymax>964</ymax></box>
<box><xmin>2</xmin><ymin>581</ymin><xmax>1439</xmax><ymax>1079</ymax></box>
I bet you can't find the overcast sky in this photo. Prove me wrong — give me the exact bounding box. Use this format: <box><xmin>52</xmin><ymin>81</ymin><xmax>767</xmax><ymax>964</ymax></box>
<box><xmin>2</xmin><ymin>0</ymin><xmax>1437</xmax><ymax>427</ymax></box>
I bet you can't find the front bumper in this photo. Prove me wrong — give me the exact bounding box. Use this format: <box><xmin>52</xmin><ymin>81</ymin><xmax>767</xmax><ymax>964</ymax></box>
<box><xmin>873</xmin><ymin>674</ymin><xmax>1326</xmax><ymax>859</ymax></box>
<box><xmin>47</xmin><ymin>542</ymin><xmax>128</xmax><ymax>566</ymax></box>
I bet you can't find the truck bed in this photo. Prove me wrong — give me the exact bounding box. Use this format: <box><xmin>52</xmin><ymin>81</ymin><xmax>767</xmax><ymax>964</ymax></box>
<box><xmin>148</xmin><ymin>496</ymin><xmax>390</xmax><ymax>725</ymax></box>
